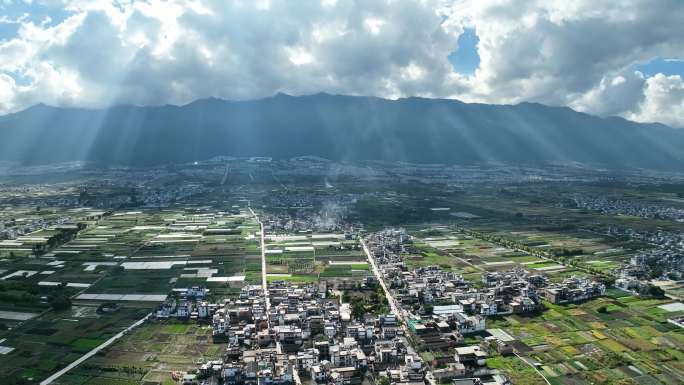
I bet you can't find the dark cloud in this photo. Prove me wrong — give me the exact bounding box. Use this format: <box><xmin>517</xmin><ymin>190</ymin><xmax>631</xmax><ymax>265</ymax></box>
<box><xmin>0</xmin><ymin>0</ymin><xmax>682</xmax><ymax>127</ymax></box>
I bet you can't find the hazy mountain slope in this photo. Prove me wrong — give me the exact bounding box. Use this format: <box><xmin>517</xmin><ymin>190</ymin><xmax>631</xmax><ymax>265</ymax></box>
<box><xmin>0</xmin><ymin>93</ymin><xmax>682</xmax><ymax>169</ymax></box>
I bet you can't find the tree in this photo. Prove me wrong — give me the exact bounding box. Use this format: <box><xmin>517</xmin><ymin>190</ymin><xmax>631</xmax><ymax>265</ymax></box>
<box><xmin>648</xmin><ymin>285</ymin><xmax>665</xmax><ymax>298</ymax></box>
<box><xmin>352</xmin><ymin>302</ymin><xmax>366</xmax><ymax>320</ymax></box>
<box><xmin>638</xmin><ymin>284</ymin><xmax>665</xmax><ymax>298</ymax></box>
<box><xmin>50</xmin><ymin>294</ymin><xmax>72</xmax><ymax>311</ymax></box>
<box><xmin>376</xmin><ymin>377</ymin><xmax>390</xmax><ymax>385</ymax></box>
<box><xmin>423</xmin><ymin>304</ymin><xmax>434</xmax><ymax>315</ymax></box>
<box><xmin>599</xmin><ymin>275</ymin><xmax>616</xmax><ymax>287</ymax></box>
<box><xmin>49</xmin><ymin>286</ymin><xmax>72</xmax><ymax>311</ymax></box>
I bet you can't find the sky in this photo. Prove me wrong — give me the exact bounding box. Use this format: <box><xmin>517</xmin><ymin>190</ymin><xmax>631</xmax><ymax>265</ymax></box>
<box><xmin>0</xmin><ymin>0</ymin><xmax>683</xmax><ymax>128</ymax></box>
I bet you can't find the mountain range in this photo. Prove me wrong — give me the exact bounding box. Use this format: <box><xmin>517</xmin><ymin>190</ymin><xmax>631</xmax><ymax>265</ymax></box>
<box><xmin>0</xmin><ymin>93</ymin><xmax>682</xmax><ymax>170</ymax></box>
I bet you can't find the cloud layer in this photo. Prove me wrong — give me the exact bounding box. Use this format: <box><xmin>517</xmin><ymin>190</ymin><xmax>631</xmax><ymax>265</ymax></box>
<box><xmin>1</xmin><ymin>0</ymin><xmax>683</xmax><ymax>127</ymax></box>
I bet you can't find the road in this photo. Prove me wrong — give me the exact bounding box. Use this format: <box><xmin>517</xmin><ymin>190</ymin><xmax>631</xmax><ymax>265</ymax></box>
<box><xmin>41</xmin><ymin>312</ymin><xmax>152</xmax><ymax>385</ymax></box>
<box><xmin>514</xmin><ymin>352</ymin><xmax>551</xmax><ymax>385</ymax></box>
<box><xmin>361</xmin><ymin>240</ymin><xmax>406</xmax><ymax>326</ymax></box>
<box><xmin>249</xmin><ymin>207</ymin><xmax>300</xmax><ymax>382</ymax></box>
<box><xmin>361</xmin><ymin>239</ymin><xmax>436</xmax><ymax>385</ymax></box>
<box><xmin>248</xmin><ymin>206</ymin><xmax>271</xmax><ymax>315</ymax></box>
<box><xmin>446</xmin><ymin>250</ymin><xmax>477</xmax><ymax>268</ymax></box>
<box><xmin>220</xmin><ymin>163</ymin><xmax>230</xmax><ymax>185</ymax></box>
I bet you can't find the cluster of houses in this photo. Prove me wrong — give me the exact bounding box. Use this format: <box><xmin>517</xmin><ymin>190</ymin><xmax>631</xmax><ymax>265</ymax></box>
<box><xmin>0</xmin><ymin>217</ymin><xmax>51</xmax><ymax>241</ymax></box>
<box><xmin>259</xmin><ymin>191</ymin><xmax>362</xmax><ymax>234</ymax></box>
<box><xmin>540</xmin><ymin>277</ymin><xmax>606</xmax><ymax>304</ymax></box>
<box><xmin>157</xmin><ymin>226</ymin><xmax>611</xmax><ymax>385</ymax></box>
<box><xmin>158</xmin><ymin>276</ymin><xmax>512</xmax><ymax>385</ymax></box>
<box><xmin>605</xmin><ymin>225</ymin><xmax>684</xmax><ymax>289</ymax></box>
<box><xmin>606</xmin><ymin>226</ymin><xmax>684</xmax><ymax>253</ymax></box>
<box><xmin>0</xmin><ymin>222</ymin><xmax>86</xmax><ymax>255</ymax></box>
<box><xmin>574</xmin><ymin>195</ymin><xmax>684</xmax><ymax>222</ymax></box>
<box><xmin>616</xmin><ymin>248</ymin><xmax>684</xmax><ymax>282</ymax></box>
<box><xmin>366</xmin><ymin>231</ymin><xmax>545</xmax><ymax>320</ymax></box>
<box><xmin>260</xmin><ymin>211</ymin><xmax>361</xmax><ymax>236</ymax></box>
<box><xmin>429</xmin><ymin>343</ymin><xmax>503</xmax><ymax>382</ymax></box>
<box><xmin>155</xmin><ymin>286</ymin><xmax>218</xmax><ymax>320</ymax></box>
<box><xmin>359</xmin><ymin>229</ymin><xmax>614</xmax><ymax>384</ymax></box>
<box><xmin>0</xmin><ymin>208</ymin><xmax>113</xmax><ymax>257</ymax></box>
<box><xmin>367</xmin><ymin>229</ymin><xmax>606</xmax><ymax>312</ymax></box>
<box><xmin>364</xmin><ymin>230</ymin><xmax>548</xmax><ymax>384</ymax></box>
<box><xmin>157</xmin><ymin>282</ymin><xmax>431</xmax><ymax>385</ymax></box>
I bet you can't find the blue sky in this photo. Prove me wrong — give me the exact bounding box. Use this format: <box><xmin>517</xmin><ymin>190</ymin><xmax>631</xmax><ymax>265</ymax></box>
<box><xmin>634</xmin><ymin>57</ymin><xmax>684</xmax><ymax>78</ymax></box>
<box><xmin>448</xmin><ymin>27</ymin><xmax>480</xmax><ymax>74</ymax></box>
<box><xmin>443</xmin><ymin>27</ymin><xmax>684</xmax><ymax>80</ymax></box>
<box><xmin>0</xmin><ymin>1</ymin><xmax>71</xmax><ymax>36</ymax></box>
<box><xmin>446</xmin><ymin>28</ymin><xmax>684</xmax><ymax>79</ymax></box>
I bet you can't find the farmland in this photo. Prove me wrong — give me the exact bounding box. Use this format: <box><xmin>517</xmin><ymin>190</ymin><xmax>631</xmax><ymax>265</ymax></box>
<box><xmin>0</xmin><ymin>200</ymin><xmax>261</xmax><ymax>384</ymax></box>
<box><xmin>0</xmin><ymin>160</ymin><xmax>683</xmax><ymax>385</ymax></box>
<box><xmin>61</xmin><ymin>320</ymin><xmax>221</xmax><ymax>385</ymax></box>
<box><xmin>263</xmin><ymin>231</ymin><xmax>370</xmax><ymax>283</ymax></box>
<box><xmin>486</xmin><ymin>293</ymin><xmax>684</xmax><ymax>384</ymax></box>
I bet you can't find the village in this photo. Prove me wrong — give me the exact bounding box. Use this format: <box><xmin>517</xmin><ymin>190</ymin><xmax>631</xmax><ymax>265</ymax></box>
<box><xmin>143</xmin><ymin>223</ymin><xmax>610</xmax><ymax>385</ymax></box>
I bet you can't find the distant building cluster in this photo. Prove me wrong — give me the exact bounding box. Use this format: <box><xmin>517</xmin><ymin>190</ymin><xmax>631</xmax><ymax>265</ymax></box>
<box><xmin>365</xmin><ymin>230</ymin><xmax>549</xmax><ymax>322</ymax></box>
<box><xmin>606</xmin><ymin>225</ymin><xmax>684</xmax><ymax>282</ymax></box>
<box><xmin>574</xmin><ymin>195</ymin><xmax>684</xmax><ymax>222</ymax></box>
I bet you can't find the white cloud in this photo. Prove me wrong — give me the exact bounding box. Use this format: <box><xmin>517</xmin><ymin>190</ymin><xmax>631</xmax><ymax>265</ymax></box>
<box><xmin>569</xmin><ymin>70</ymin><xmax>646</xmax><ymax>117</ymax></box>
<box><xmin>0</xmin><ymin>0</ymin><xmax>682</xmax><ymax>127</ymax></box>
<box><xmin>442</xmin><ymin>0</ymin><xmax>684</xmax><ymax>126</ymax></box>
<box><xmin>364</xmin><ymin>17</ymin><xmax>385</xmax><ymax>35</ymax></box>
<box><xmin>287</xmin><ymin>46</ymin><xmax>314</xmax><ymax>66</ymax></box>
<box><xmin>0</xmin><ymin>73</ymin><xmax>18</xmax><ymax>111</ymax></box>
<box><xmin>627</xmin><ymin>74</ymin><xmax>684</xmax><ymax>127</ymax></box>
